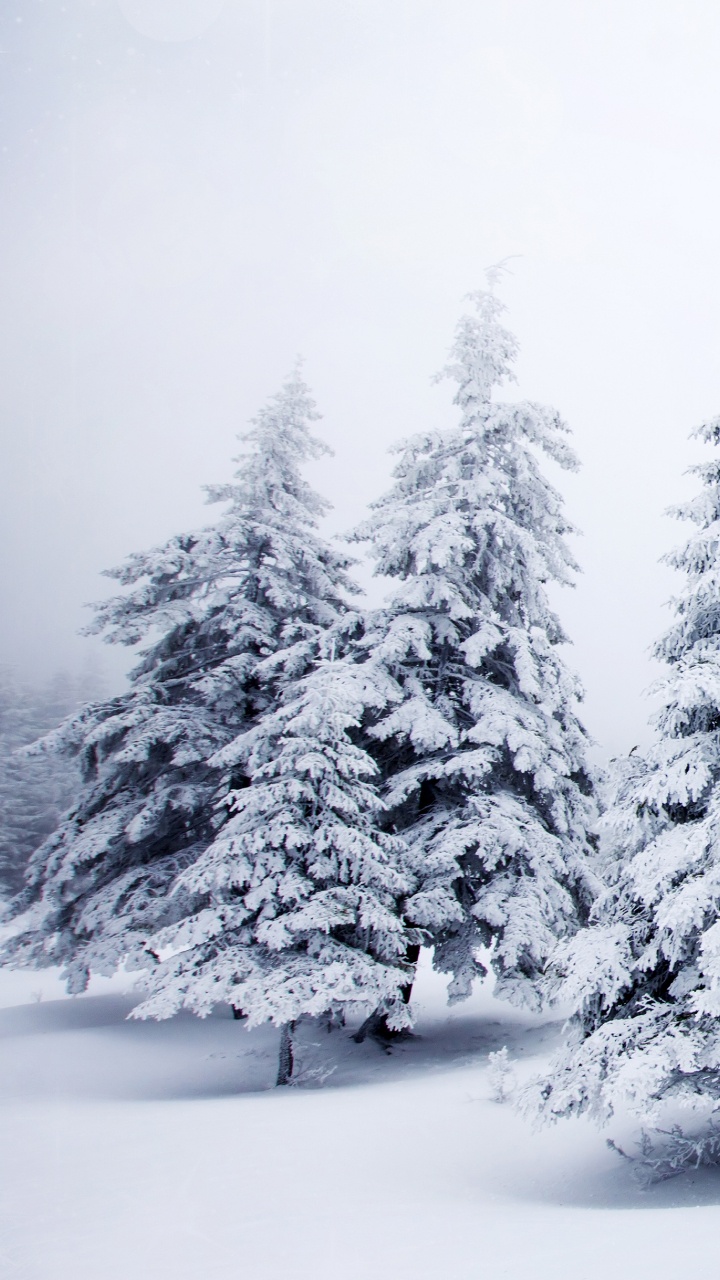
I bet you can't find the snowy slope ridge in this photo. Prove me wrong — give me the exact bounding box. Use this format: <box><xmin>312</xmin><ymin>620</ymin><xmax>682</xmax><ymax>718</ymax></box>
<box><xmin>1</xmin><ymin>953</ymin><xmax>720</xmax><ymax>1280</ymax></box>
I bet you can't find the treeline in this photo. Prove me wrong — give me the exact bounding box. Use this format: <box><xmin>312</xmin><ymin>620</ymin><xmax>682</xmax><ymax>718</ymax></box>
<box><xmin>3</xmin><ymin>280</ymin><xmax>720</xmax><ymax>1178</ymax></box>
<box><xmin>0</xmin><ymin>669</ymin><xmax>98</xmax><ymax>897</ymax></box>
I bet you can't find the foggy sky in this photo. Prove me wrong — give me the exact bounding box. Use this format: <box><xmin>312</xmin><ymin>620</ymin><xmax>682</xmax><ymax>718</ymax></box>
<box><xmin>2</xmin><ymin>0</ymin><xmax>720</xmax><ymax>757</ymax></box>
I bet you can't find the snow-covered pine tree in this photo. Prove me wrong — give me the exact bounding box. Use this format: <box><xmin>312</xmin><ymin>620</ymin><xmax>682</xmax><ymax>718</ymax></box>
<box><xmin>352</xmin><ymin>281</ymin><xmax>596</xmax><ymax>1012</ymax></box>
<box><xmin>3</xmin><ymin>368</ymin><xmax>357</xmax><ymax>994</ymax></box>
<box><xmin>131</xmin><ymin>656</ymin><xmax>418</xmax><ymax>1084</ymax></box>
<box><xmin>0</xmin><ymin>670</ymin><xmax>85</xmax><ymax>898</ymax></box>
<box><xmin>528</xmin><ymin>414</ymin><xmax>720</xmax><ymax>1150</ymax></box>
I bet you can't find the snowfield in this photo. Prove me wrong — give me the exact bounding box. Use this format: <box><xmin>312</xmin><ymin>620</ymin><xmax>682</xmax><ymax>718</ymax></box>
<box><xmin>1</xmin><ymin>952</ymin><xmax>719</xmax><ymax>1280</ymax></box>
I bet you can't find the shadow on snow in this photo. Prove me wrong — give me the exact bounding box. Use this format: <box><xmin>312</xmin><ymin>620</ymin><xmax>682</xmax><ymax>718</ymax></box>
<box><xmin>0</xmin><ymin>989</ymin><xmax>555</xmax><ymax>1103</ymax></box>
<box><xmin>4</xmin><ymin>990</ymin><xmax>720</xmax><ymax>1212</ymax></box>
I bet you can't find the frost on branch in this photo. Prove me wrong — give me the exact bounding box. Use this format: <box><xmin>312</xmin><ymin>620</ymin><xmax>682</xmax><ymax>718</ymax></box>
<box><xmin>608</xmin><ymin>1122</ymin><xmax>720</xmax><ymax>1186</ymax></box>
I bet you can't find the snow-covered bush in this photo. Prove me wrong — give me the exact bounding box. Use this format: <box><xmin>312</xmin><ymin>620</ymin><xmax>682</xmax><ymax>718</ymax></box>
<box><xmin>352</xmin><ymin>280</ymin><xmax>597</xmax><ymax>1012</ymax></box>
<box><xmin>529</xmin><ymin>414</ymin><xmax>720</xmax><ymax>1158</ymax></box>
<box><xmin>487</xmin><ymin>1046</ymin><xmax>517</xmax><ymax>1103</ymax></box>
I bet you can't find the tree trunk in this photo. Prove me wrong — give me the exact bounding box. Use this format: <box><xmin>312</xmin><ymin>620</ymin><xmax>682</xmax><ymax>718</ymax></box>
<box><xmin>276</xmin><ymin>1021</ymin><xmax>295</xmax><ymax>1085</ymax></box>
<box><xmin>400</xmin><ymin>942</ymin><xmax>421</xmax><ymax>1004</ymax></box>
<box><xmin>231</xmin><ymin>1005</ymin><xmax>245</xmax><ymax>1020</ymax></box>
<box><xmin>353</xmin><ymin>1009</ymin><xmax>388</xmax><ymax>1044</ymax></box>
<box><xmin>354</xmin><ymin>944</ymin><xmax>421</xmax><ymax>1043</ymax></box>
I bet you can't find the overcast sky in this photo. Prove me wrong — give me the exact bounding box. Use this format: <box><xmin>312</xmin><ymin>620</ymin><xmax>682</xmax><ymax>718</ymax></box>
<box><xmin>3</xmin><ymin>0</ymin><xmax>720</xmax><ymax>756</ymax></box>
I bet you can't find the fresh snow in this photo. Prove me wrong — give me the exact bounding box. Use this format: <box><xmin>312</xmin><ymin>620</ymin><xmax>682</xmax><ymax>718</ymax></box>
<box><xmin>1</xmin><ymin>951</ymin><xmax>719</xmax><ymax>1280</ymax></box>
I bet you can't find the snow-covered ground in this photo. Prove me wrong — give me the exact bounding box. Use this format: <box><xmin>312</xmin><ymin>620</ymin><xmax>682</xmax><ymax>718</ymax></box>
<box><xmin>1</xmin><ymin>952</ymin><xmax>719</xmax><ymax>1280</ymax></box>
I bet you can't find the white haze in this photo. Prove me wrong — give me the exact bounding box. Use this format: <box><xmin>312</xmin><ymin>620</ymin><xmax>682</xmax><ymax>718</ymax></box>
<box><xmin>1</xmin><ymin>0</ymin><xmax>720</xmax><ymax>757</ymax></box>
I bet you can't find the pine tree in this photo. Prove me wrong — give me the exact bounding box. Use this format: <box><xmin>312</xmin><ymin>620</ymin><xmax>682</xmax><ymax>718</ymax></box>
<box><xmin>3</xmin><ymin>368</ymin><xmax>357</xmax><ymax>994</ymax></box>
<box><xmin>352</xmin><ymin>282</ymin><xmax>596</xmax><ymax>1011</ymax></box>
<box><xmin>132</xmin><ymin>656</ymin><xmax>419</xmax><ymax>1083</ymax></box>
<box><xmin>0</xmin><ymin>669</ymin><xmax>85</xmax><ymax>898</ymax></box>
<box><xmin>528</xmin><ymin>414</ymin><xmax>720</xmax><ymax>1146</ymax></box>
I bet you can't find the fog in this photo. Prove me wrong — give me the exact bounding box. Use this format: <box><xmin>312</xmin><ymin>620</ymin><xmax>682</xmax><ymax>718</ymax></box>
<box><xmin>2</xmin><ymin>0</ymin><xmax>720</xmax><ymax>756</ymax></box>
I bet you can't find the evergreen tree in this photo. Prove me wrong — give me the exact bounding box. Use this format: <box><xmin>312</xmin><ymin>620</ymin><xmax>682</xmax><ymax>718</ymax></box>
<box><xmin>529</xmin><ymin>414</ymin><xmax>720</xmax><ymax>1149</ymax></box>
<box><xmin>0</xmin><ymin>670</ymin><xmax>85</xmax><ymax>898</ymax></box>
<box><xmin>3</xmin><ymin>368</ymin><xmax>357</xmax><ymax>994</ymax></box>
<box><xmin>352</xmin><ymin>282</ymin><xmax>596</xmax><ymax>1011</ymax></box>
<box><xmin>132</xmin><ymin>656</ymin><xmax>419</xmax><ymax>1083</ymax></box>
